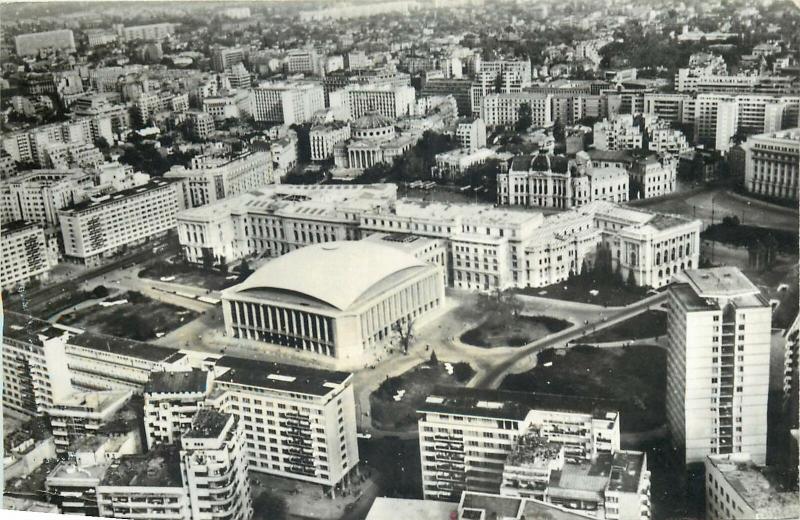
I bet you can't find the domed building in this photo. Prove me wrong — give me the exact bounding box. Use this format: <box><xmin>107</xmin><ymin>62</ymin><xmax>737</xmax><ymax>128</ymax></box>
<box><xmin>333</xmin><ymin>111</ymin><xmax>418</xmax><ymax>172</ymax></box>
<box><xmin>221</xmin><ymin>241</ymin><xmax>445</xmax><ymax>369</ymax></box>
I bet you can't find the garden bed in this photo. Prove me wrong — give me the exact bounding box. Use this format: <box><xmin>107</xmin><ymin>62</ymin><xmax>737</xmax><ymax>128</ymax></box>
<box><xmin>460</xmin><ymin>314</ymin><xmax>571</xmax><ymax>348</ymax></box>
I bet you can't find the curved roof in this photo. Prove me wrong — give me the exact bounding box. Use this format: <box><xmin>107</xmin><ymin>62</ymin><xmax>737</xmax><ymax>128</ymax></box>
<box><xmin>353</xmin><ymin>111</ymin><xmax>393</xmax><ymax>130</ymax></box>
<box><xmin>229</xmin><ymin>242</ymin><xmax>427</xmax><ymax>311</ymax></box>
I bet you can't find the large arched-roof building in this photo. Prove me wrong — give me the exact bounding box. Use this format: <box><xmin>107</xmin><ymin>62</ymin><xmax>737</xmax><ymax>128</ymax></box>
<box><xmin>221</xmin><ymin>241</ymin><xmax>445</xmax><ymax>369</ymax></box>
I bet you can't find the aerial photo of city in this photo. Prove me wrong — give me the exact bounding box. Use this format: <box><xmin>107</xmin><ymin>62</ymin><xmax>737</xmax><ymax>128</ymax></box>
<box><xmin>0</xmin><ymin>1</ymin><xmax>798</xmax><ymax>520</ymax></box>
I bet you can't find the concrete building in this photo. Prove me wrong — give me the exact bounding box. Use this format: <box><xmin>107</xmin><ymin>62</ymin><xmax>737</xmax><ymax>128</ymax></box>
<box><xmin>58</xmin><ymin>178</ymin><xmax>180</xmax><ymax>265</ymax></box>
<box><xmin>1</xmin><ymin>220</ymin><xmax>58</xmax><ymax>291</ymax></box>
<box><xmin>456</xmin><ymin>491</ymin><xmax>603</xmax><ymax>520</ymax></box>
<box><xmin>784</xmin><ymin>314</ymin><xmax>799</xmax><ymax>402</ymax></box>
<box><xmin>310</xmin><ymin>122</ymin><xmax>352</xmax><ymax>161</ymax></box>
<box><xmin>421</xmin><ymin>78</ymin><xmax>473</xmax><ymax>116</ymax></box>
<box><xmin>2</xmin><ymin>117</ymin><xmax>114</xmax><ymax>166</ymax></box>
<box><xmin>643</xmin><ymin>93</ymin><xmax>694</xmax><ymax>123</ymax></box>
<box><xmin>252</xmin><ymin>81</ymin><xmax>325</xmax><ymax>125</ymax></box>
<box><xmin>15</xmin><ymin>29</ymin><xmax>75</xmax><ymax>56</ymax></box>
<box><xmin>435</xmin><ymin>148</ymin><xmax>496</xmax><ymax>179</ymax></box>
<box><xmin>705</xmin><ymin>453</ymin><xmax>799</xmax><ymax>520</ymax></box>
<box><xmin>118</xmin><ymin>22</ymin><xmax>176</xmax><ymax>42</ymax></box>
<box><xmin>666</xmin><ymin>267</ymin><xmax>772</xmax><ymax>464</ymax></box>
<box><xmin>202</xmin><ymin>89</ymin><xmax>253</xmax><ymax>121</ymax></box>
<box><xmin>96</xmin><ymin>445</ymin><xmax>190</xmax><ymax>518</ymax></box>
<box><xmin>85</xmin><ymin>28</ymin><xmax>117</xmax><ymax>47</ymax></box>
<box><xmin>593</xmin><ymin>115</ymin><xmax>644</xmax><ymax>151</ymax></box>
<box><xmin>2</xmin><ymin>314</ymin><xmax>73</xmax><ymax>416</ymax></box>
<box><xmin>628</xmin><ymin>154</ymin><xmax>678</xmax><ymax>199</ymax></box>
<box><xmin>143</xmin><ymin>369</ymin><xmax>213</xmax><ymax>448</ymax></box>
<box><xmin>45</xmin><ymin>461</ymin><xmax>108</xmax><ymax>517</ymax></box>
<box><xmin>212</xmin><ymin>46</ymin><xmax>246</xmax><ymax>72</ymax></box>
<box><xmin>166</xmin><ymin>152</ymin><xmax>276</xmax><ymax>209</ymax></box>
<box><xmin>480</xmin><ymin>92</ymin><xmax>552</xmax><ymax>128</ymax></box>
<box><xmin>48</xmin><ymin>390</ymin><xmax>133</xmax><ymax>456</ymax></box>
<box><xmin>498</xmin><ymin>152</ymin><xmax>629</xmax><ymax>209</ymax></box>
<box><xmin>743</xmin><ymin>128</ymin><xmax>799</xmax><ymax>201</ymax></box>
<box><xmin>456</xmin><ymin>118</ymin><xmax>487</xmax><ymax>152</ymax></box>
<box><xmin>1</xmin><ymin>169</ymin><xmax>93</xmax><ymax>226</ymax></box>
<box><xmin>418</xmin><ymin>387</ymin><xmax>620</xmax><ymax>501</ymax></box>
<box><xmin>338</xmin><ymin>83</ymin><xmax>416</xmax><ymax>120</ymax></box>
<box><xmin>206</xmin><ymin>356</ymin><xmax>360</xmax><ymax>490</ymax></box>
<box><xmin>221</xmin><ymin>241</ymin><xmax>445</xmax><ymax>369</ymax></box>
<box><xmin>333</xmin><ymin>112</ymin><xmax>417</xmax><ymax>171</ymax></box>
<box><xmin>187</xmin><ymin>110</ymin><xmax>215</xmax><ymax>140</ymax></box>
<box><xmin>180</xmin><ymin>410</ymin><xmax>253</xmax><ymax>520</ymax></box>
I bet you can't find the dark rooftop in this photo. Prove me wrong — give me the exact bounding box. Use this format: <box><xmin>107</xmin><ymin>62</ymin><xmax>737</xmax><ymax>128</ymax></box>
<box><xmin>61</xmin><ymin>178</ymin><xmax>178</xmax><ymax>214</ymax></box>
<box><xmin>462</xmin><ymin>492</ymin><xmax>521</xmax><ymax>518</ymax></box>
<box><xmin>145</xmin><ymin>369</ymin><xmax>209</xmax><ymax>395</ymax></box>
<box><xmin>3</xmin><ymin>311</ymin><xmax>73</xmax><ymax>346</ymax></box>
<box><xmin>1</xmin><ymin>220</ymin><xmax>39</xmax><ymax>235</ymax></box>
<box><xmin>607</xmin><ymin>451</ymin><xmax>646</xmax><ymax>493</ymax></box>
<box><xmin>418</xmin><ymin>387</ymin><xmax>620</xmax><ymax>421</ymax></box>
<box><xmin>100</xmin><ymin>445</ymin><xmax>183</xmax><ymax>488</ymax></box>
<box><xmin>184</xmin><ymin>409</ymin><xmax>231</xmax><ymax>439</ymax></box>
<box><xmin>671</xmin><ymin>283</ymin><xmax>719</xmax><ymax>312</ymax></box>
<box><xmin>214</xmin><ymin>356</ymin><xmax>351</xmax><ymax>397</ymax></box>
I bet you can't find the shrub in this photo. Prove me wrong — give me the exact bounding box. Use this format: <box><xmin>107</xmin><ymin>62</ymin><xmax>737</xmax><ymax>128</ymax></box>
<box><xmin>453</xmin><ymin>362</ymin><xmax>474</xmax><ymax>383</ymax></box>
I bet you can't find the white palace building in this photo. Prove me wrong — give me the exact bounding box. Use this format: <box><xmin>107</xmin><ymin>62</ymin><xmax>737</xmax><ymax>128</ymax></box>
<box><xmin>220</xmin><ymin>241</ymin><xmax>445</xmax><ymax>369</ymax></box>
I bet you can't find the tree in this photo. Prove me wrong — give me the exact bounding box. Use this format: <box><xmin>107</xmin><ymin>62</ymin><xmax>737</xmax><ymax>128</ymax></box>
<box><xmin>252</xmin><ymin>492</ymin><xmax>287</xmax><ymax>520</ymax></box>
<box><xmin>626</xmin><ymin>269</ymin><xmax>637</xmax><ymax>287</ymax></box>
<box><xmin>237</xmin><ymin>259</ymin><xmax>253</xmax><ymax>282</ymax></box>
<box><xmin>95</xmin><ymin>137</ymin><xmax>110</xmax><ymax>150</ymax></box>
<box><xmin>429</xmin><ymin>350</ymin><xmax>439</xmax><ymax>366</ymax></box>
<box><xmin>92</xmin><ymin>285</ymin><xmax>110</xmax><ymax>298</ymax></box>
<box><xmin>515</xmin><ymin>103</ymin><xmax>533</xmax><ymax>133</ymax></box>
<box><xmin>392</xmin><ymin>319</ymin><xmax>414</xmax><ymax>354</ymax></box>
<box><xmin>552</xmin><ymin>118</ymin><xmax>565</xmax><ymax>142</ymax></box>
<box><xmin>201</xmin><ymin>248</ymin><xmax>215</xmax><ymax>271</ymax></box>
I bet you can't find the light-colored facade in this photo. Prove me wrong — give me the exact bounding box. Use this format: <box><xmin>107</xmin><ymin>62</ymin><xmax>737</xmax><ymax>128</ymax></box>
<box><xmin>206</xmin><ymin>356</ymin><xmax>360</xmax><ymax>489</ymax></box>
<box><xmin>435</xmin><ymin>148</ymin><xmax>496</xmax><ymax>179</ymax></box>
<box><xmin>339</xmin><ymin>83</ymin><xmax>416</xmax><ymax>120</ymax></box>
<box><xmin>666</xmin><ymin>267</ymin><xmax>771</xmax><ymax>464</ymax></box>
<box><xmin>333</xmin><ymin>113</ymin><xmax>417</xmax><ymax>171</ymax></box>
<box><xmin>180</xmin><ymin>410</ymin><xmax>253</xmax><ymax>520</ymax></box>
<box><xmin>221</xmin><ymin>241</ymin><xmax>445</xmax><ymax>368</ymax></box>
<box><xmin>2</xmin><ymin>314</ymin><xmax>74</xmax><ymax>416</ymax></box>
<box><xmin>310</xmin><ymin>122</ymin><xmax>352</xmax><ymax>161</ymax></box>
<box><xmin>119</xmin><ymin>23</ymin><xmax>176</xmax><ymax>41</ymax></box>
<box><xmin>743</xmin><ymin>128</ymin><xmax>799</xmax><ymax>201</ymax></box>
<box><xmin>1</xmin><ymin>221</ymin><xmax>58</xmax><ymax>290</ymax></box>
<box><xmin>1</xmin><ymin>169</ymin><xmax>92</xmax><ymax>226</ymax></box>
<box><xmin>15</xmin><ymin>29</ymin><xmax>75</xmax><ymax>56</ymax></box>
<box><xmin>252</xmin><ymin>81</ymin><xmax>325</xmax><ymax>125</ymax></box>
<box><xmin>418</xmin><ymin>387</ymin><xmax>620</xmax><ymax>501</ymax></box>
<box><xmin>2</xmin><ymin>117</ymin><xmax>113</xmax><ymax>166</ymax></box>
<box><xmin>628</xmin><ymin>155</ymin><xmax>678</xmax><ymax>199</ymax></box>
<box><xmin>593</xmin><ymin>115</ymin><xmax>644</xmax><ymax>151</ymax></box>
<box><xmin>58</xmin><ymin>178</ymin><xmax>180</xmax><ymax>265</ymax></box>
<box><xmin>705</xmin><ymin>454</ymin><xmax>800</xmax><ymax>520</ymax></box>
<box><xmin>143</xmin><ymin>369</ymin><xmax>213</xmax><ymax>448</ymax></box>
<box><xmin>166</xmin><ymin>152</ymin><xmax>276</xmax><ymax>209</ymax></box>
<box><xmin>48</xmin><ymin>390</ymin><xmax>133</xmax><ymax>456</ymax></box>
<box><xmin>480</xmin><ymin>92</ymin><xmax>552</xmax><ymax>128</ymax></box>
<box><xmin>456</xmin><ymin>118</ymin><xmax>487</xmax><ymax>152</ymax></box>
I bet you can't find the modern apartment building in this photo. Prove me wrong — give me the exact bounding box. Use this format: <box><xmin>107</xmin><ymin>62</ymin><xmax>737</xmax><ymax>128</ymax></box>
<box><xmin>666</xmin><ymin>267</ymin><xmax>771</xmax><ymax>464</ymax></box>
<box><xmin>337</xmin><ymin>83</ymin><xmax>416</xmax><ymax>120</ymax></box>
<box><xmin>47</xmin><ymin>390</ymin><xmax>133</xmax><ymax>456</ymax></box>
<box><xmin>705</xmin><ymin>453</ymin><xmax>799</xmax><ymax>520</ymax></box>
<box><xmin>180</xmin><ymin>410</ymin><xmax>253</xmax><ymax>520</ymax></box>
<box><xmin>743</xmin><ymin>128</ymin><xmax>799</xmax><ymax>201</ymax></box>
<box><xmin>58</xmin><ymin>178</ymin><xmax>180</xmax><ymax>265</ymax></box>
<box><xmin>1</xmin><ymin>221</ymin><xmax>58</xmax><ymax>291</ymax></box>
<box><xmin>1</xmin><ymin>169</ymin><xmax>93</xmax><ymax>226</ymax></box>
<box><xmin>143</xmin><ymin>369</ymin><xmax>214</xmax><ymax>448</ymax></box>
<box><xmin>2</xmin><ymin>117</ymin><xmax>113</xmax><ymax>166</ymax></box>
<box><xmin>310</xmin><ymin>122</ymin><xmax>352</xmax><ymax>161</ymax></box>
<box><xmin>206</xmin><ymin>356</ymin><xmax>360</xmax><ymax>491</ymax></box>
<box><xmin>118</xmin><ymin>22</ymin><xmax>176</xmax><ymax>41</ymax></box>
<box><xmin>252</xmin><ymin>81</ymin><xmax>325</xmax><ymax>125</ymax></box>
<box><xmin>166</xmin><ymin>152</ymin><xmax>276</xmax><ymax>209</ymax></box>
<box><xmin>212</xmin><ymin>46</ymin><xmax>246</xmax><ymax>72</ymax></box>
<box><xmin>15</xmin><ymin>29</ymin><xmax>75</xmax><ymax>56</ymax></box>
<box><xmin>593</xmin><ymin>115</ymin><xmax>644</xmax><ymax>151</ymax></box>
<box><xmin>455</xmin><ymin>118</ymin><xmax>487</xmax><ymax>152</ymax></box>
<box><xmin>480</xmin><ymin>92</ymin><xmax>552</xmax><ymax>128</ymax></box>
<box><xmin>2</xmin><ymin>314</ymin><xmax>74</xmax><ymax>416</ymax></box>
<box><xmin>418</xmin><ymin>387</ymin><xmax>620</xmax><ymax>501</ymax></box>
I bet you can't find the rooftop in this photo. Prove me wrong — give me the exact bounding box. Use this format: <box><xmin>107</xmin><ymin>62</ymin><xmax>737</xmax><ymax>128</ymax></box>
<box><xmin>684</xmin><ymin>267</ymin><xmax>761</xmax><ymax>298</ymax></box>
<box><xmin>506</xmin><ymin>433</ymin><xmax>564</xmax><ymax>467</ymax></box>
<box><xmin>60</xmin><ymin>178</ymin><xmax>177</xmax><ymax>214</ymax></box>
<box><xmin>1</xmin><ymin>220</ymin><xmax>40</xmax><ymax>235</ymax></box>
<box><xmin>365</xmin><ymin>497</ymin><xmax>456</xmax><ymax>520</ymax></box>
<box><xmin>214</xmin><ymin>356</ymin><xmax>351</xmax><ymax>397</ymax></box>
<box><xmin>607</xmin><ymin>451</ymin><xmax>647</xmax><ymax>494</ymax></box>
<box><xmin>184</xmin><ymin>409</ymin><xmax>231</xmax><ymax>439</ymax></box>
<box><xmin>100</xmin><ymin>445</ymin><xmax>183</xmax><ymax>488</ymax></box>
<box><xmin>144</xmin><ymin>369</ymin><xmax>209</xmax><ymax>395</ymax></box>
<box><xmin>707</xmin><ymin>454</ymin><xmax>800</xmax><ymax>517</ymax></box>
<box><xmin>418</xmin><ymin>387</ymin><xmax>619</xmax><ymax>421</ymax></box>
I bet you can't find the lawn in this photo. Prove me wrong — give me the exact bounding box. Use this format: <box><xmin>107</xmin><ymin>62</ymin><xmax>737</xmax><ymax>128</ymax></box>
<box><xmin>369</xmin><ymin>359</ymin><xmax>474</xmax><ymax>432</ymax></box>
<box><xmin>25</xmin><ymin>283</ymin><xmax>112</xmax><ymax>319</ymax></box>
<box><xmin>460</xmin><ymin>314</ymin><xmax>571</xmax><ymax>347</ymax></box>
<box><xmin>59</xmin><ymin>291</ymin><xmax>198</xmax><ymax>341</ymax></box>
<box><xmin>138</xmin><ymin>259</ymin><xmax>239</xmax><ymax>291</ymax></box>
<box><xmin>500</xmin><ymin>344</ymin><xmax>666</xmax><ymax>433</ymax></box>
<box><xmin>516</xmin><ymin>277</ymin><xmax>650</xmax><ymax>306</ymax></box>
<box><xmin>579</xmin><ymin>310</ymin><xmax>667</xmax><ymax>343</ymax></box>
<box><xmin>701</xmin><ymin>222</ymin><xmax>797</xmax><ymax>254</ymax></box>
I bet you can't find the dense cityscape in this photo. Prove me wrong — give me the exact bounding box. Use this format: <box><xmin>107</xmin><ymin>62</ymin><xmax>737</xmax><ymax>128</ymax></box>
<box><xmin>0</xmin><ymin>1</ymin><xmax>798</xmax><ymax>520</ymax></box>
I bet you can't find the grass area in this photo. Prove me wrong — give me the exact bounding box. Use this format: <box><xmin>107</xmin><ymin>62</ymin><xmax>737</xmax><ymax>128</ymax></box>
<box><xmin>59</xmin><ymin>291</ymin><xmax>198</xmax><ymax>341</ymax></box>
<box><xmin>370</xmin><ymin>360</ymin><xmax>474</xmax><ymax>431</ymax></box>
<box><xmin>25</xmin><ymin>282</ymin><xmax>112</xmax><ymax>318</ymax></box>
<box><xmin>702</xmin><ymin>222</ymin><xmax>797</xmax><ymax>254</ymax></box>
<box><xmin>460</xmin><ymin>314</ymin><xmax>571</xmax><ymax>347</ymax></box>
<box><xmin>516</xmin><ymin>277</ymin><xmax>650</xmax><ymax>306</ymax></box>
<box><xmin>500</xmin><ymin>344</ymin><xmax>666</xmax><ymax>433</ymax></box>
<box><xmin>138</xmin><ymin>259</ymin><xmax>238</xmax><ymax>291</ymax></box>
<box><xmin>579</xmin><ymin>310</ymin><xmax>667</xmax><ymax>343</ymax></box>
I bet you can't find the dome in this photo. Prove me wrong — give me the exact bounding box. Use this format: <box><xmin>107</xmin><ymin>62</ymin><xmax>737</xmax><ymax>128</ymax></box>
<box><xmin>353</xmin><ymin>111</ymin><xmax>394</xmax><ymax>130</ymax></box>
<box><xmin>227</xmin><ymin>242</ymin><xmax>428</xmax><ymax>311</ymax></box>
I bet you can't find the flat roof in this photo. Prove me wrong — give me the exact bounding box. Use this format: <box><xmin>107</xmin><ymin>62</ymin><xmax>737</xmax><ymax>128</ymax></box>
<box><xmin>418</xmin><ymin>387</ymin><xmax>619</xmax><ymax>421</ymax></box>
<box><xmin>145</xmin><ymin>369</ymin><xmax>208</xmax><ymax>395</ymax></box>
<box><xmin>3</xmin><ymin>311</ymin><xmax>74</xmax><ymax>346</ymax></box>
<box><xmin>506</xmin><ymin>433</ymin><xmax>563</xmax><ymax>467</ymax></box>
<box><xmin>365</xmin><ymin>497</ymin><xmax>456</xmax><ymax>520</ymax></box>
<box><xmin>214</xmin><ymin>356</ymin><xmax>350</xmax><ymax>397</ymax></box>
<box><xmin>607</xmin><ymin>451</ymin><xmax>646</xmax><ymax>494</ymax></box>
<box><xmin>100</xmin><ymin>445</ymin><xmax>183</xmax><ymax>488</ymax></box>
<box><xmin>684</xmin><ymin>267</ymin><xmax>761</xmax><ymax>298</ymax></box>
<box><xmin>671</xmin><ymin>283</ymin><xmax>720</xmax><ymax>312</ymax></box>
<box><xmin>184</xmin><ymin>409</ymin><xmax>231</xmax><ymax>439</ymax></box>
<box><xmin>61</xmin><ymin>178</ymin><xmax>177</xmax><ymax>214</ymax></box>
<box><xmin>1</xmin><ymin>220</ymin><xmax>40</xmax><ymax>235</ymax></box>
<box><xmin>708</xmin><ymin>454</ymin><xmax>800</xmax><ymax>517</ymax></box>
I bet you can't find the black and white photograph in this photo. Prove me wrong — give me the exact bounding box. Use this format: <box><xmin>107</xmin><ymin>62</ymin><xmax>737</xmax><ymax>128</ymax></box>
<box><xmin>1</xmin><ymin>1</ymin><xmax>799</xmax><ymax>519</ymax></box>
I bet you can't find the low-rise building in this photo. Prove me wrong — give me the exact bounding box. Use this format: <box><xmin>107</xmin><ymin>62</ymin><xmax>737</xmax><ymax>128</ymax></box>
<box><xmin>434</xmin><ymin>148</ymin><xmax>496</xmax><ymax>179</ymax></box>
